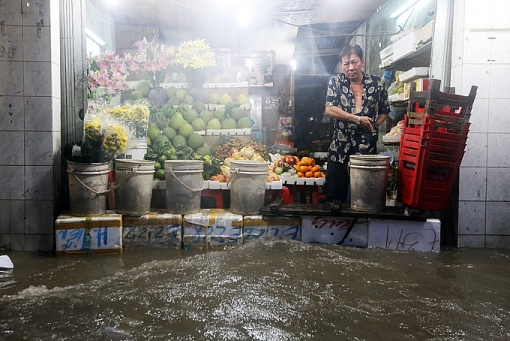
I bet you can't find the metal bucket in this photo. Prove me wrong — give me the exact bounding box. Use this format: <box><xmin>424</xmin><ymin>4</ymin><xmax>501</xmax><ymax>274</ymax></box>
<box><xmin>165</xmin><ymin>160</ymin><xmax>204</xmax><ymax>214</ymax></box>
<box><xmin>228</xmin><ymin>160</ymin><xmax>268</xmax><ymax>215</ymax></box>
<box><xmin>114</xmin><ymin>159</ymin><xmax>155</xmax><ymax>216</ymax></box>
<box><xmin>67</xmin><ymin>161</ymin><xmax>111</xmax><ymax>216</ymax></box>
<box><xmin>349</xmin><ymin>155</ymin><xmax>390</xmax><ymax>212</ymax></box>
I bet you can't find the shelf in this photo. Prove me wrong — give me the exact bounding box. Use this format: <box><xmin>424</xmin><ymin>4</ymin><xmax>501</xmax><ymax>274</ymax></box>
<box><xmin>380</xmin><ymin>42</ymin><xmax>432</xmax><ymax>71</ymax></box>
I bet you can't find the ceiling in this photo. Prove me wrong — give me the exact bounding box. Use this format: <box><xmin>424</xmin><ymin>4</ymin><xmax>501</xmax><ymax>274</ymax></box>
<box><xmin>89</xmin><ymin>0</ymin><xmax>391</xmax><ymax>72</ymax></box>
<box><xmin>90</xmin><ymin>0</ymin><xmax>390</xmax><ymax>30</ymax></box>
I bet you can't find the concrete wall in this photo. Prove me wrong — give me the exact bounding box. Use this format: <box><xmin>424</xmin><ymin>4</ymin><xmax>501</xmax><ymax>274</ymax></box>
<box><xmin>0</xmin><ymin>0</ymin><xmax>61</xmax><ymax>251</ymax></box>
<box><xmin>452</xmin><ymin>0</ymin><xmax>510</xmax><ymax>247</ymax></box>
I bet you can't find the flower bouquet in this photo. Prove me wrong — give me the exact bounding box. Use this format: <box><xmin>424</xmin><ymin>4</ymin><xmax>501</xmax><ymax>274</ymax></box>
<box><xmin>87</xmin><ymin>51</ymin><xmax>130</xmax><ymax>100</ymax></box>
<box><xmin>125</xmin><ymin>38</ymin><xmax>175</xmax><ymax>88</ymax></box>
<box><xmin>173</xmin><ymin>39</ymin><xmax>215</xmax><ymax>88</ymax></box>
<box><xmin>103</xmin><ymin>103</ymin><xmax>150</xmax><ymax>139</ymax></box>
<box><xmin>64</xmin><ymin>112</ymin><xmax>133</xmax><ymax>164</ymax></box>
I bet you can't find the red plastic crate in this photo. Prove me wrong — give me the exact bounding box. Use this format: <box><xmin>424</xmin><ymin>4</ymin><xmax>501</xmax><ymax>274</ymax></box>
<box><xmin>406</xmin><ymin>79</ymin><xmax>477</xmax><ymax>122</ymax></box>
<box><xmin>405</xmin><ymin>111</ymin><xmax>470</xmax><ymax>135</ymax></box>
<box><xmin>397</xmin><ymin>155</ymin><xmax>461</xmax><ymax>211</ymax></box>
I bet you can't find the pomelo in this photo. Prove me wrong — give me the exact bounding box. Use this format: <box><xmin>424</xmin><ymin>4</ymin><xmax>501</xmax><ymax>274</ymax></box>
<box><xmin>192</xmin><ymin>101</ymin><xmax>207</xmax><ymax>114</ymax></box>
<box><xmin>221</xmin><ymin>117</ymin><xmax>237</xmax><ymax>129</ymax></box>
<box><xmin>196</xmin><ymin>144</ymin><xmax>212</xmax><ymax>156</ymax></box>
<box><xmin>188</xmin><ymin>133</ymin><xmax>204</xmax><ymax>150</ymax></box>
<box><xmin>191</xmin><ymin>117</ymin><xmax>206</xmax><ymax>131</ymax></box>
<box><xmin>162</xmin><ymin>127</ymin><xmax>177</xmax><ymax>141</ymax></box>
<box><xmin>237</xmin><ymin>117</ymin><xmax>252</xmax><ymax>129</ymax></box>
<box><xmin>147</xmin><ymin>125</ymin><xmax>161</xmax><ymax>141</ymax></box>
<box><xmin>179</xmin><ymin>122</ymin><xmax>194</xmax><ymax>138</ymax></box>
<box><xmin>172</xmin><ymin>134</ymin><xmax>187</xmax><ymax>148</ymax></box>
<box><xmin>199</xmin><ymin>110</ymin><xmax>213</xmax><ymax>124</ymax></box>
<box><xmin>207</xmin><ymin>118</ymin><xmax>222</xmax><ymax>129</ymax></box>
<box><xmin>220</xmin><ymin>93</ymin><xmax>233</xmax><ymax>105</ymax></box>
<box><xmin>169</xmin><ymin>112</ymin><xmax>185</xmax><ymax>130</ymax></box>
<box><xmin>184</xmin><ymin>109</ymin><xmax>199</xmax><ymax>124</ymax></box>
<box><xmin>214</xmin><ymin>108</ymin><xmax>226</xmax><ymax>121</ymax></box>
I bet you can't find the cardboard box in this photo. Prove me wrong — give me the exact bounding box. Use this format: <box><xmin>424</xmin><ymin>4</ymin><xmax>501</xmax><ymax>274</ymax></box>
<box><xmin>243</xmin><ymin>216</ymin><xmax>301</xmax><ymax>242</ymax></box>
<box><xmin>123</xmin><ymin>212</ymin><xmax>182</xmax><ymax>249</ymax></box>
<box><xmin>183</xmin><ymin>209</ymin><xmax>243</xmax><ymax>250</ymax></box>
<box><xmin>301</xmin><ymin>216</ymin><xmax>368</xmax><ymax>247</ymax></box>
<box><xmin>55</xmin><ymin>213</ymin><xmax>123</xmax><ymax>254</ymax></box>
<box><xmin>368</xmin><ymin>218</ymin><xmax>440</xmax><ymax>252</ymax></box>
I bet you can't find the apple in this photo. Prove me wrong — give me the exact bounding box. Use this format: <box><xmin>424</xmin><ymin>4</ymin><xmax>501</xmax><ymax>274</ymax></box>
<box><xmin>285</xmin><ymin>155</ymin><xmax>298</xmax><ymax>165</ymax></box>
<box><xmin>274</xmin><ymin>167</ymin><xmax>284</xmax><ymax>175</ymax></box>
<box><xmin>228</xmin><ymin>147</ymin><xmax>239</xmax><ymax>156</ymax></box>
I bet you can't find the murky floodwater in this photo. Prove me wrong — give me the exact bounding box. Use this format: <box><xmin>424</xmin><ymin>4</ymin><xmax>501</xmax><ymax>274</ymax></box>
<box><xmin>1</xmin><ymin>240</ymin><xmax>509</xmax><ymax>340</ymax></box>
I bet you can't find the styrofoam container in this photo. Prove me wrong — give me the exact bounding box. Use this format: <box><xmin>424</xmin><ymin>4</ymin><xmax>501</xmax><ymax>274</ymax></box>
<box><xmin>243</xmin><ymin>215</ymin><xmax>301</xmax><ymax>242</ymax></box>
<box><xmin>182</xmin><ymin>209</ymin><xmax>243</xmax><ymax>250</ymax></box>
<box><xmin>123</xmin><ymin>212</ymin><xmax>182</xmax><ymax>249</ymax></box>
<box><xmin>301</xmin><ymin>216</ymin><xmax>368</xmax><ymax>247</ymax></box>
<box><xmin>392</xmin><ymin>29</ymin><xmax>420</xmax><ymax>60</ymax></box>
<box><xmin>206</xmin><ymin>128</ymin><xmax>251</xmax><ymax>136</ymax></box>
<box><xmin>55</xmin><ymin>213</ymin><xmax>123</xmax><ymax>254</ymax></box>
<box><xmin>368</xmin><ymin>218</ymin><xmax>440</xmax><ymax>252</ymax></box>
<box><xmin>399</xmin><ymin>67</ymin><xmax>429</xmax><ymax>82</ymax></box>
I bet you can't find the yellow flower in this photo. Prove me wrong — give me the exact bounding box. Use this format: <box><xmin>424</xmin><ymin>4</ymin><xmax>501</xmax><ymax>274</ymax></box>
<box><xmin>173</xmin><ymin>39</ymin><xmax>215</xmax><ymax>70</ymax></box>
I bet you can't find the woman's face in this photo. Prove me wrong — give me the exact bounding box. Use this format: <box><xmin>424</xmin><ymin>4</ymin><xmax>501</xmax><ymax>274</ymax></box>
<box><xmin>341</xmin><ymin>53</ymin><xmax>364</xmax><ymax>82</ymax></box>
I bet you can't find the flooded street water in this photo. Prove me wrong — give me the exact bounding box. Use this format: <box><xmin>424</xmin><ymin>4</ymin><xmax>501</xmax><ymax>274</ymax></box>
<box><xmin>1</xmin><ymin>240</ymin><xmax>510</xmax><ymax>340</ymax></box>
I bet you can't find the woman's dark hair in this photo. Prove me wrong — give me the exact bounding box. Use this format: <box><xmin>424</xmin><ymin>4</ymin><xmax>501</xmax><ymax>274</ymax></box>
<box><xmin>339</xmin><ymin>44</ymin><xmax>364</xmax><ymax>61</ymax></box>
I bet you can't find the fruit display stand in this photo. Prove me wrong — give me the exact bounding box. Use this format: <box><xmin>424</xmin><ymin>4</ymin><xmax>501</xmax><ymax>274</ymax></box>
<box><xmin>280</xmin><ymin>177</ymin><xmax>326</xmax><ymax>204</ymax></box>
<box><xmin>150</xmin><ymin>179</ymin><xmax>284</xmax><ymax>210</ymax></box>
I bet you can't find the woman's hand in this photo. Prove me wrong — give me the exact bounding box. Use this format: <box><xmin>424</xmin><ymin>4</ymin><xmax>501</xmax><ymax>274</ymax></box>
<box><xmin>359</xmin><ymin>116</ymin><xmax>375</xmax><ymax>132</ymax></box>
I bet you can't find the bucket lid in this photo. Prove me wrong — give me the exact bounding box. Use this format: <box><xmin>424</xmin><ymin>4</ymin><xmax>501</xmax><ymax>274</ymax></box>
<box><xmin>115</xmin><ymin>159</ymin><xmax>155</xmax><ymax>172</ymax></box>
<box><xmin>164</xmin><ymin>159</ymin><xmax>203</xmax><ymax>171</ymax></box>
<box><xmin>67</xmin><ymin>160</ymin><xmax>111</xmax><ymax>173</ymax></box>
<box><xmin>230</xmin><ymin>160</ymin><xmax>268</xmax><ymax>172</ymax></box>
<box><xmin>349</xmin><ymin>154</ymin><xmax>390</xmax><ymax>166</ymax></box>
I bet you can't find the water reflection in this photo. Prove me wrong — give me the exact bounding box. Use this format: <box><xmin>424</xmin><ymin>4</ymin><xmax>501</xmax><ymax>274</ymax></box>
<box><xmin>1</xmin><ymin>241</ymin><xmax>510</xmax><ymax>340</ymax></box>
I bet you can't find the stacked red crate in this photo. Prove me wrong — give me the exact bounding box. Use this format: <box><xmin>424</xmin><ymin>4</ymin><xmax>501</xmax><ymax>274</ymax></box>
<box><xmin>397</xmin><ymin>79</ymin><xmax>477</xmax><ymax>211</ymax></box>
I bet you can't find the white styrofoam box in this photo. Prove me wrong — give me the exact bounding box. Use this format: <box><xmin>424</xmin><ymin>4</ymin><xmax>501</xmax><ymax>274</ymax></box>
<box><xmin>301</xmin><ymin>216</ymin><xmax>368</xmax><ymax>247</ymax></box>
<box><xmin>379</xmin><ymin>43</ymin><xmax>394</xmax><ymax>60</ymax></box>
<box><xmin>208</xmin><ymin>104</ymin><xmax>224</xmax><ymax>111</ymax></box>
<box><xmin>392</xmin><ymin>29</ymin><xmax>420</xmax><ymax>60</ymax></box>
<box><xmin>243</xmin><ymin>215</ymin><xmax>301</xmax><ymax>242</ymax></box>
<box><xmin>282</xmin><ymin>177</ymin><xmax>325</xmax><ymax>186</ymax></box>
<box><xmin>379</xmin><ymin>55</ymin><xmax>394</xmax><ymax>68</ymax></box>
<box><xmin>389</xmin><ymin>93</ymin><xmax>406</xmax><ymax>102</ymax></box>
<box><xmin>55</xmin><ymin>213</ymin><xmax>123</xmax><ymax>254</ymax></box>
<box><xmin>368</xmin><ymin>219</ymin><xmax>441</xmax><ymax>252</ymax></box>
<box><xmin>123</xmin><ymin>212</ymin><xmax>182</xmax><ymax>249</ymax></box>
<box><xmin>418</xmin><ymin>20</ymin><xmax>434</xmax><ymax>44</ymax></box>
<box><xmin>206</xmin><ymin>128</ymin><xmax>251</xmax><ymax>136</ymax></box>
<box><xmin>117</xmin><ymin>140</ymin><xmax>148</xmax><ymax>160</ymax></box>
<box><xmin>206</xmin><ymin>180</ymin><xmax>282</xmax><ymax>190</ymax></box>
<box><xmin>183</xmin><ymin>209</ymin><xmax>243</xmax><ymax>250</ymax></box>
<box><xmin>399</xmin><ymin>67</ymin><xmax>429</xmax><ymax>83</ymax></box>
<box><xmin>127</xmin><ymin>81</ymin><xmax>188</xmax><ymax>89</ymax></box>
<box><xmin>203</xmin><ymin>81</ymin><xmax>249</xmax><ymax>88</ymax></box>
<box><xmin>266</xmin><ymin>180</ymin><xmax>282</xmax><ymax>190</ymax></box>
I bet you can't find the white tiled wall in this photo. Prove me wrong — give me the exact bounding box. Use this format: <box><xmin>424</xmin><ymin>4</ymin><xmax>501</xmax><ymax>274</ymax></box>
<box><xmin>453</xmin><ymin>0</ymin><xmax>510</xmax><ymax>248</ymax></box>
<box><xmin>0</xmin><ymin>0</ymin><xmax>60</xmax><ymax>251</ymax></box>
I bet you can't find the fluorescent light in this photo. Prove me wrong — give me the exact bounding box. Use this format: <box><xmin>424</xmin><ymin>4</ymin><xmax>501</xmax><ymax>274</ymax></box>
<box><xmin>86</xmin><ymin>27</ymin><xmax>105</xmax><ymax>46</ymax></box>
<box><xmin>290</xmin><ymin>59</ymin><xmax>297</xmax><ymax>71</ymax></box>
<box><xmin>390</xmin><ymin>0</ymin><xmax>419</xmax><ymax>19</ymax></box>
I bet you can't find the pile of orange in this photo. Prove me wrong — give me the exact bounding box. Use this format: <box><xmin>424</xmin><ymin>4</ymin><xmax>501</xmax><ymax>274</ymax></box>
<box><xmin>293</xmin><ymin>156</ymin><xmax>324</xmax><ymax>178</ymax></box>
